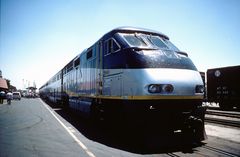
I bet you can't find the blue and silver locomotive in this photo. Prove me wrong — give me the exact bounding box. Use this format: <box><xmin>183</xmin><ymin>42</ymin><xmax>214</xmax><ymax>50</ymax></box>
<box><xmin>40</xmin><ymin>27</ymin><xmax>206</xmax><ymax>141</ymax></box>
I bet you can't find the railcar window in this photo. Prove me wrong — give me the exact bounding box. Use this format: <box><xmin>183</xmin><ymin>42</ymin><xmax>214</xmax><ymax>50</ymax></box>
<box><xmin>104</xmin><ymin>38</ymin><xmax>120</xmax><ymax>55</ymax></box>
<box><xmin>87</xmin><ymin>50</ymin><xmax>92</xmax><ymax>59</ymax></box>
<box><xmin>74</xmin><ymin>58</ymin><xmax>80</xmax><ymax>67</ymax></box>
<box><xmin>63</xmin><ymin>68</ymin><xmax>66</xmax><ymax>75</ymax></box>
<box><xmin>67</xmin><ymin>67</ymin><xmax>73</xmax><ymax>72</ymax></box>
<box><xmin>112</xmin><ymin>39</ymin><xmax>120</xmax><ymax>52</ymax></box>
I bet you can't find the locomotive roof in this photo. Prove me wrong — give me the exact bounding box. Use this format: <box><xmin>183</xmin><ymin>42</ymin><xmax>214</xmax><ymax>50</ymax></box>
<box><xmin>104</xmin><ymin>26</ymin><xmax>169</xmax><ymax>40</ymax></box>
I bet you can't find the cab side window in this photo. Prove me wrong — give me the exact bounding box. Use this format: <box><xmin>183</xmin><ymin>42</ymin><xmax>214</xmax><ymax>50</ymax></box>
<box><xmin>104</xmin><ymin>38</ymin><xmax>120</xmax><ymax>56</ymax></box>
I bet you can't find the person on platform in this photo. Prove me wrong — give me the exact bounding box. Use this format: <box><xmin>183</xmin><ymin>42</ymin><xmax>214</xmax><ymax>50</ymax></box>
<box><xmin>6</xmin><ymin>91</ymin><xmax>13</xmax><ymax>104</ymax></box>
<box><xmin>0</xmin><ymin>91</ymin><xmax>5</xmax><ymax>104</ymax></box>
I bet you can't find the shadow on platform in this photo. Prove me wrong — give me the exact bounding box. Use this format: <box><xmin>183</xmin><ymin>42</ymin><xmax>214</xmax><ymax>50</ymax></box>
<box><xmin>44</xmin><ymin>99</ymin><xmax>204</xmax><ymax>154</ymax></box>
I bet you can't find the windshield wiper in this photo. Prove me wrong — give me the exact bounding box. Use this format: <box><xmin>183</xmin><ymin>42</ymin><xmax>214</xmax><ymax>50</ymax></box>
<box><xmin>176</xmin><ymin>51</ymin><xmax>188</xmax><ymax>57</ymax></box>
<box><xmin>124</xmin><ymin>47</ymin><xmax>158</xmax><ymax>51</ymax></box>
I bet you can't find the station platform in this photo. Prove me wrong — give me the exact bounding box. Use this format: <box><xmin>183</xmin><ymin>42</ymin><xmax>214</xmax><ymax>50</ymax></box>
<box><xmin>0</xmin><ymin>98</ymin><xmax>95</xmax><ymax>157</ymax></box>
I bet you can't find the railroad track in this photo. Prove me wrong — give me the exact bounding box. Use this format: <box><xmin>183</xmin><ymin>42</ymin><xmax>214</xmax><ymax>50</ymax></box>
<box><xmin>206</xmin><ymin>109</ymin><xmax>240</xmax><ymax>119</ymax></box>
<box><xmin>202</xmin><ymin>145</ymin><xmax>240</xmax><ymax>157</ymax></box>
<box><xmin>166</xmin><ymin>153</ymin><xmax>180</xmax><ymax>157</ymax></box>
<box><xmin>205</xmin><ymin>117</ymin><xmax>240</xmax><ymax>128</ymax></box>
<box><xmin>205</xmin><ymin>110</ymin><xmax>240</xmax><ymax>128</ymax></box>
<box><xmin>165</xmin><ymin>145</ymin><xmax>240</xmax><ymax>157</ymax></box>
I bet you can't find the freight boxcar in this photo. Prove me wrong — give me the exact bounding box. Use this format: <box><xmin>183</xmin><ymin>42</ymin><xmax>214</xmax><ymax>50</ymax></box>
<box><xmin>207</xmin><ymin>65</ymin><xmax>240</xmax><ymax>109</ymax></box>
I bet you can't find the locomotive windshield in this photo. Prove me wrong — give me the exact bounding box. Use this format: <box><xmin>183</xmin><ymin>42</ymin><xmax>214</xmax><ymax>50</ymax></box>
<box><xmin>118</xmin><ymin>33</ymin><xmax>197</xmax><ymax>70</ymax></box>
<box><xmin>120</xmin><ymin>33</ymin><xmax>179</xmax><ymax>51</ymax></box>
<box><xmin>122</xmin><ymin>34</ymin><xmax>148</xmax><ymax>47</ymax></box>
<box><xmin>147</xmin><ymin>36</ymin><xmax>169</xmax><ymax>49</ymax></box>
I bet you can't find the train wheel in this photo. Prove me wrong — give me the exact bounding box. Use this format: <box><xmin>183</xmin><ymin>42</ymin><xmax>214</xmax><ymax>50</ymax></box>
<box><xmin>183</xmin><ymin>117</ymin><xmax>205</xmax><ymax>143</ymax></box>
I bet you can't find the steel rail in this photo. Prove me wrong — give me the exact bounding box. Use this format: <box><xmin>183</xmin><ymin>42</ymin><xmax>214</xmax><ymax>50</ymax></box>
<box><xmin>166</xmin><ymin>153</ymin><xmax>181</xmax><ymax>157</ymax></box>
<box><xmin>202</xmin><ymin>145</ymin><xmax>240</xmax><ymax>157</ymax></box>
<box><xmin>206</xmin><ymin>109</ymin><xmax>240</xmax><ymax>119</ymax></box>
<box><xmin>205</xmin><ymin>117</ymin><xmax>240</xmax><ymax>128</ymax></box>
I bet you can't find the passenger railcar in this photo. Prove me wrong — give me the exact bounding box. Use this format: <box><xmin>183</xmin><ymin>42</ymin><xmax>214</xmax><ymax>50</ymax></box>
<box><xmin>39</xmin><ymin>27</ymin><xmax>206</xmax><ymax>141</ymax></box>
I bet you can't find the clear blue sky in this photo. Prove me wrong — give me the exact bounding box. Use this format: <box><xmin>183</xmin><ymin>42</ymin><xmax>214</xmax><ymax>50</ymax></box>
<box><xmin>1</xmin><ymin>0</ymin><xmax>240</xmax><ymax>90</ymax></box>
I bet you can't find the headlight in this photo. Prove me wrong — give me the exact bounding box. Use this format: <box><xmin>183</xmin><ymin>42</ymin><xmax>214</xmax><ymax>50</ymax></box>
<box><xmin>148</xmin><ymin>84</ymin><xmax>174</xmax><ymax>93</ymax></box>
<box><xmin>195</xmin><ymin>85</ymin><xmax>204</xmax><ymax>93</ymax></box>
<box><xmin>148</xmin><ymin>84</ymin><xmax>161</xmax><ymax>93</ymax></box>
<box><xmin>162</xmin><ymin>84</ymin><xmax>174</xmax><ymax>93</ymax></box>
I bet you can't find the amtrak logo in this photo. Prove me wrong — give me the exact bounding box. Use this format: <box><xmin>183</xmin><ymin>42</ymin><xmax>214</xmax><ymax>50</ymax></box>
<box><xmin>215</xmin><ymin>70</ymin><xmax>221</xmax><ymax>77</ymax></box>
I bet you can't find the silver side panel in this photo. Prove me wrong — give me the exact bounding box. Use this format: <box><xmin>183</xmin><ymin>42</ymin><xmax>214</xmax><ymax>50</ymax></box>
<box><xmin>103</xmin><ymin>69</ymin><xmax>123</xmax><ymax>96</ymax></box>
<box><xmin>103</xmin><ymin>68</ymin><xmax>203</xmax><ymax>97</ymax></box>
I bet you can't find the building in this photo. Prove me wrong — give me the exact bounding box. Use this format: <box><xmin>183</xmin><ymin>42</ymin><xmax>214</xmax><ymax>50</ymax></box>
<box><xmin>0</xmin><ymin>78</ymin><xmax>8</xmax><ymax>92</ymax></box>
